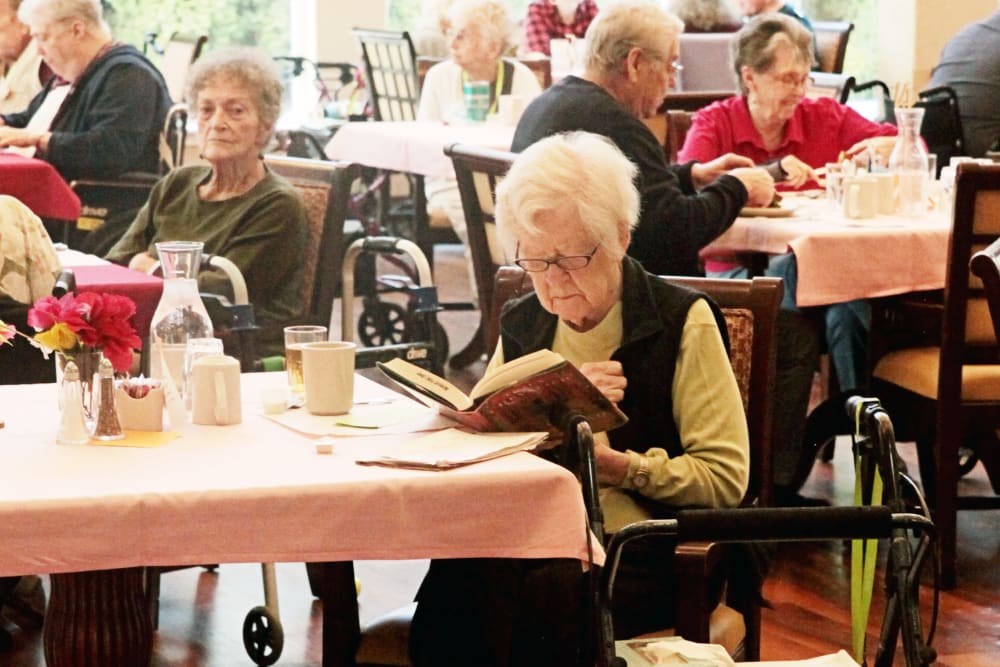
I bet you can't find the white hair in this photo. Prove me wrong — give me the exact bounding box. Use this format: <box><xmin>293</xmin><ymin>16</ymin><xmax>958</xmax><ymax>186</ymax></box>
<box><xmin>18</xmin><ymin>0</ymin><xmax>107</xmax><ymax>33</ymax></box>
<box><xmin>584</xmin><ymin>0</ymin><xmax>684</xmax><ymax>75</ymax></box>
<box><xmin>495</xmin><ymin>132</ymin><xmax>639</xmax><ymax>259</ymax></box>
<box><xmin>447</xmin><ymin>0</ymin><xmax>514</xmax><ymax>53</ymax></box>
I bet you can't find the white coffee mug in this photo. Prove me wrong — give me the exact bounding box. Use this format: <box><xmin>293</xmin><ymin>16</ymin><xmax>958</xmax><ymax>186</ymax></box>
<box><xmin>871</xmin><ymin>172</ymin><xmax>896</xmax><ymax>215</ymax></box>
<box><xmin>190</xmin><ymin>354</ymin><xmax>242</xmax><ymax>425</ymax></box>
<box><xmin>301</xmin><ymin>341</ymin><xmax>356</xmax><ymax>415</ymax></box>
<box><xmin>843</xmin><ymin>175</ymin><xmax>878</xmax><ymax>219</ymax></box>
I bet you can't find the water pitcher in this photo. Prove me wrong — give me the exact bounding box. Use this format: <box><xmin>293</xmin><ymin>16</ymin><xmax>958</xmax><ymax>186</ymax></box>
<box><xmin>888</xmin><ymin>107</ymin><xmax>929</xmax><ymax>217</ymax></box>
<box><xmin>150</xmin><ymin>241</ymin><xmax>213</xmax><ymax>391</ymax></box>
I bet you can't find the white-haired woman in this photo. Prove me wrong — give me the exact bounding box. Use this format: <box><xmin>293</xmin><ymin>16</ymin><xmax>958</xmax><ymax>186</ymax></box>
<box><xmin>417</xmin><ymin>0</ymin><xmax>541</xmax><ymax>123</ymax></box>
<box><xmin>0</xmin><ymin>0</ymin><xmax>170</xmax><ymax>181</ymax></box>
<box><xmin>417</xmin><ymin>0</ymin><xmax>542</xmax><ymax>296</ymax></box>
<box><xmin>106</xmin><ymin>47</ymin><xmax>307</xmax><ymax>357</ymax></box>
<box><xmin>409</xmin><ymin>132</ymin><xmax>749</xmax><ymax>666</ymax></box>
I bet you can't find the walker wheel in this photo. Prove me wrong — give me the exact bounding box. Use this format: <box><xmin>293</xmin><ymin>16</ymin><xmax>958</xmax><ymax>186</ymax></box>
<box><xmin>243</xmin><ymin>605</ymin><xmax>284</xmax><ymax>666</ymax></box>
<box><xmin>358</xmin><ymin>301</ymin><xmax>407</xmax><ymax>346</ymax></box>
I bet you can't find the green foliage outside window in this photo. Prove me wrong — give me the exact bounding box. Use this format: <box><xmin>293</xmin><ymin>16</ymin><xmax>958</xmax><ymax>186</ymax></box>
<box><xmin>801</xmin><ymin>0</ymin><xmax>876</xmax><ymax>80</ymax></box>
<box><xmin>103</xmin><ymin>0</ymin><xmax>291</xmax><ymax>59</ymax></box>
<box><xmin>388</xmin><ymin>0</ymin><xmax>533</xmax><ymax>33</ymax></box>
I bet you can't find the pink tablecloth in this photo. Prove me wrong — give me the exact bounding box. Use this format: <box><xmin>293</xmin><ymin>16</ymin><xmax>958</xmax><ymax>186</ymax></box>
<box><xmin>324</xmin><ymin>120</ymin><xmax>515</xmax><ymax>178</ymax></box>
<box><xmin>703</xmin><ymin>196</ymin><xmax>952</xmax><ymax>306</ymax></box>
<box><xmin>63</xmin><ymin>263</ymin><xmax>163</xmax><ymax>338</ymax></box>
<box><xmin>0</xmin><ymin>153</ymin><xmax>81</xmax><ymax>220</ymax></box>
<box><xmin>0</xmin><ymin>373</ymin><xmax>600</xmax><ymax>577</ymax></box>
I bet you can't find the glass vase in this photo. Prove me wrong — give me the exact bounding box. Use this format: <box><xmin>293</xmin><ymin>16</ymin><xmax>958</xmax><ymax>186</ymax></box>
<box><xmin>150</xmin><ymin>241</ymin><xmax>213</xmax><ymax>393</ymax></box>
<box><xmin>55</xmin><ymin>348</ymin><xmax>103</xmax><ymax>426</ymax></box>
<box><xmin>888</xmin><ymin>107</ymin><xmax>929</xmax><ymax>217</ymax></box>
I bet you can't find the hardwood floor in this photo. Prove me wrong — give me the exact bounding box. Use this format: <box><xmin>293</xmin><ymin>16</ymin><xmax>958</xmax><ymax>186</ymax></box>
<box><xmin>2</xmin><ymin>246</ymin><xmax>998</xmax><ymax>665</ymax></box>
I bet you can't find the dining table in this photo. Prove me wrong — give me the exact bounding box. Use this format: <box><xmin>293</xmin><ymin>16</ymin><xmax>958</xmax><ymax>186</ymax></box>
<box><xmin>701</xmin><ymin>193</ymin><xmax>952</xmax><ymax>306</ymax></box>
<box><xmin>0</xmin><ymin>372</ymin><xmax>601</xmax><ymax>666</ymax></box>
<box><xmin>0</xmin><ymin>153</ymin><xmax>81</xmax><ymax>221</ymax></box>
<box><xmin>324</xmin><ymin>119</ymin><xmax>516</xmax><ymax>178</ymax></box>
<box><xmin>57</xmin><ymin>249</ymin><xmax>163</xmax><ymax>339</ymax></box>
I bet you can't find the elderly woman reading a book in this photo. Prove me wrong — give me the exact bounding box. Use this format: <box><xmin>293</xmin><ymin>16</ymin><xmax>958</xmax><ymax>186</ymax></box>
<box><xmin>408</xmin><ymin>131</ymin><xmax>749</xmax><ymax>666</ymax></box>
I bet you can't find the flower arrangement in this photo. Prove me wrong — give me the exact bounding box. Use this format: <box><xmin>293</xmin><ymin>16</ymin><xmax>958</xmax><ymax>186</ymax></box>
<box><xmin>0</xmin><ymin>292</ymin><xmax>142</xmax><ymax>372</ymax></box>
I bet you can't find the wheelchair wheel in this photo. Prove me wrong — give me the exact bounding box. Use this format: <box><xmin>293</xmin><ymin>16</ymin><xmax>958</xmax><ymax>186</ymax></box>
<box><xmin>243</xmin><ymin>605</ymin><xmax>284</xmax><ymax>666</ymax></box>
<box><xmin>358</xmin><ymin>301</ymin><xmax>407</xmax><ymax>347</ymax></box>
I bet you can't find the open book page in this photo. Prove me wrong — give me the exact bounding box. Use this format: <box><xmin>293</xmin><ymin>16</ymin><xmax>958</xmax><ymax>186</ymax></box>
<box><xmin>355</xmin><ymin>427</ymin><xmax>549</xmax><ymax>470</ymax></box>
<box><xmin>469</xmin><ymin>348</ymin><xmax>564</xmax><ymax>400</ymax></box>
<box><xmin>377</xmin><ymin>358</ymin><xmax>474</xmax><ymax>410</ymax></box>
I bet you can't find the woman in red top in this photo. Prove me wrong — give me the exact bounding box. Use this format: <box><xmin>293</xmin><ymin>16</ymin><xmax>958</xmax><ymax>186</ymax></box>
<box><xmin>678</xmin><ymin>13</ymin><xmax>896</xmax><ymax>188</ymax></box>
<box><xmin>679</xmin><ymin>13</ymin><xmax>898</xmax><ymax>505</ymax></box>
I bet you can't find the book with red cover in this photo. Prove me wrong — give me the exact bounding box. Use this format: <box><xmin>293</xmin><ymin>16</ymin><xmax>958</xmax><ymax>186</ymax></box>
<box><xmin>376</xmin><ymin>350</ymin><xmax>628</xmax><ymax>439</ymax></box>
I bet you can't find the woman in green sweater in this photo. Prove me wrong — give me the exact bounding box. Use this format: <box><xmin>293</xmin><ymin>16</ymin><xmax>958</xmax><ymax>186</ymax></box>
<box><xmin>106</xmin><ymin>47</ymin><xmax>307</xmax><ymax>356</ymax></box>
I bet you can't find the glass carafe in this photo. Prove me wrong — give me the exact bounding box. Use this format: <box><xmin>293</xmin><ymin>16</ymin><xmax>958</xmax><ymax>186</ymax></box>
<box><xmin>888</xmin><ymin>107</ymin><xmax>929</xmax><ymax>217</ymax></box>
<box><xmin>150</xmin><ymin>241</ymin><xmax>213</xmax><ymax>391</ymax></box>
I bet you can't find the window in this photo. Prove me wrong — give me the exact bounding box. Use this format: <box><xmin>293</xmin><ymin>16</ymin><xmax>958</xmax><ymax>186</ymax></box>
<box><xmin>104</xmin><ymin>0</ymin><xmax>293</xmax><ymax>56</ymax></box>
<box><xmin>387</xmin><ymin>0</ymin><xmax>533</xmax><ymax>35</ymax></box>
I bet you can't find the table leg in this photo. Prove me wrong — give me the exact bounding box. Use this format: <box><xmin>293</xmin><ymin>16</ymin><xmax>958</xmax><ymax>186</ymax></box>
<box><xmin>44</xmin><ymin>567</ymin><xmax>153</xmax><ymax>667</ymax></box>
<box><xmin>318</xmin><ymin>561</ymin><xmax>361</xmax><ymax>667</ymax></box>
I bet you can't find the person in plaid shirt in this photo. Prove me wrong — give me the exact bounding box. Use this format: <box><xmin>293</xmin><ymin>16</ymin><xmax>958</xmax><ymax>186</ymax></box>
<box><xmin>523</xmin><ymin>0</ymin><xmax>599</xmax><ymax>55</ymax></box>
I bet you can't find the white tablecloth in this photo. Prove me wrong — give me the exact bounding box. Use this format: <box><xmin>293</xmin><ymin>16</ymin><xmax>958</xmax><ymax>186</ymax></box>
<box><xmin>0</xmin><ymin>373</ymin><xmax>601</xmax><ymax>576</ymax></box>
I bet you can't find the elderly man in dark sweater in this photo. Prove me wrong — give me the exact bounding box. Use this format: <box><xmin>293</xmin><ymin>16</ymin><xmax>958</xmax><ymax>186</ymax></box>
<box><xmin>512</xmin><ymin>0</ymin><xmax>774</xmax><ymax>277</ymax></box>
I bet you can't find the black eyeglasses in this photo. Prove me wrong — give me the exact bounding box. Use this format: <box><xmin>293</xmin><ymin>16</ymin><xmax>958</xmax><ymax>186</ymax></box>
<box><xmin>514</xmin><ymin>244</ymin><xmax>601</xmax><ymax>272</ymax></box>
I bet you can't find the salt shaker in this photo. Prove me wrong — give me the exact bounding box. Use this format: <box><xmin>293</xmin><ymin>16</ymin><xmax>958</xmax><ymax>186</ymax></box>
<box><xmin>57</xmin><ymin>361</ymin><xmax>91</xmax><ymax>445</ymax></box>
<box><xmin>92</xmin><ymin>358</ymin><xmax>125</xmax><ymax>441</ymax></box>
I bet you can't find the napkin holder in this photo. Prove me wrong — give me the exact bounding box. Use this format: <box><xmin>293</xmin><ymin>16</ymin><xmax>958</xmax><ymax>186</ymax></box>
<box><xmin>115</xmin><ymin>386</ymin><xmax>165</xmax><ymax>431</ymax></box>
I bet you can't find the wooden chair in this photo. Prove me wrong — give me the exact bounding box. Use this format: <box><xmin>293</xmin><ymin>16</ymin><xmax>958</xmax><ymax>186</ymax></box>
<box><xmin>677</xmin><ymin>33</ymin><xmax>738</xmax><ymax>93</ymax></box>
<box><xmin>644</xmin><ymin>109</ymin><xmax>694</xmax><ymax>165</ymax></box>
<box><xmin>488</xmin><ymin>268</ymin><xmax>781</xmax><ymax>660</ymax></box>
<box><xmin>444</xmin><ymin>143</ymin><xmax>516</xmax><ymax>368</ymax></box>
<box><xmin>970</xmin><ymin>236</ymin><xmax>1000</xmax><ymax>336</ymax></box>
<box><xmin>870</xmin><ymin>163</ymin><xmax>1000</xmax><ymax>588</ymax></box>
<box><xmin>812</xmin><ymin>21</ymin><xmax>854</xmax><ymax>74</ymax></box>
<box><xmin>353</xmin><ymin>28</ymin><xmax>420</xmax><ymax>122</ymax></box>
<box><xmin>660</xmin><ymin>91</ymin><xmax>732</xmax><ymax>113</ymax></box>
<box><xmin>264</xmin><ymin>155</ymin><xmax>362</xmax><ymax>328</ymax></box>
<box><xmin>807</xmin><ymin>72</ymin><xmax>855</xmax><ymax>104</ymax></box>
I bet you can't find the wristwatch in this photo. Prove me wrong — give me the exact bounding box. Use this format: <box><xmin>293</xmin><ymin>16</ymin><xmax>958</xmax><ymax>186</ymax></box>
<box><xmin>632</xmin><ymin>456</ymin><xmax>650</xmax><ymax>489</ymax></box>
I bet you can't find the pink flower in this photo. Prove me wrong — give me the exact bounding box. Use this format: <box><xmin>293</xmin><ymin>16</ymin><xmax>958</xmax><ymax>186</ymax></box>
<box><xmin>23</xmin><ymin>291</ymin><xmax>142</xmax><ymax>373</ymax></box>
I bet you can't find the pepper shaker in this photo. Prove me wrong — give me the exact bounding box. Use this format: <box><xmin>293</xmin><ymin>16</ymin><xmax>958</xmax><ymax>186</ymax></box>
<box><xmin>92</xmin><ymin>358</ymin><xmax>125</xmax><ymax>441</ymax></box>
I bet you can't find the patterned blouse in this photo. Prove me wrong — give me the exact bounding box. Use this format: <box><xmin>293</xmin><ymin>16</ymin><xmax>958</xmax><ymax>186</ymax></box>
<box><xmin>523</xmin><ymin>0</ymin><xmax>599</xmax><ymax>56</ymax></box>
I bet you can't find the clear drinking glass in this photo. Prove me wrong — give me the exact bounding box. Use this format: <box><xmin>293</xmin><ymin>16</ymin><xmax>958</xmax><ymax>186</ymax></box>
<box><xmin>284</xmin><ymin>325</ymin><xmax>327</xmax><ymax>395</ymax></box>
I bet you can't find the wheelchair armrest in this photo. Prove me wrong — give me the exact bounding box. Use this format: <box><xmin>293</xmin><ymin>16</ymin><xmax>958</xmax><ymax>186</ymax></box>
<box><xmin>70</xmin><ymin>172</ymin><xmax>161</xmax><ymax>192</ymax></box>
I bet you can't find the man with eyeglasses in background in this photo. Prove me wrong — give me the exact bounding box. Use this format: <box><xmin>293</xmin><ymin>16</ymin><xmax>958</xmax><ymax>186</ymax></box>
<box><xmin>513</xmin><ymin>0</ymin><xmax>774</xmax><ymax>278</ymax></box>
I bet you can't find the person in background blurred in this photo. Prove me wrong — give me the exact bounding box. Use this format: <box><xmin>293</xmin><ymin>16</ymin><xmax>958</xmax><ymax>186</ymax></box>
<box><xmin>523</xmin><ymin>0</ymin><xmax>599</xmax><ymax>56</ymax></box>
<box><xmin>106</xmin><ymin>48</ymin><xmax>307</xmax><ymax>358</ymax></box>
<box><xmin>0</xmin><ymin>0</ymin><xmax>169</xmax><ymax>181</ymax></box>
<box><xmin>0</xmin><ymin>0</ymin><xmax>50</xmax><ymax>113</ymax></box>
<box><xmin>411</xmin><ymin>0</ymin><xmax>455</xmax><ymax>57</ymax></box>
<box><xmin>929</xmin><ymin>5</ymin><xmax>1000</xmax><ymax>157</ymax></box>
<box><xmin>418</xmin><ymin>0</ymin><xmax>542</xmax><ymax>296</ymax></box>
<box><xmin>736</xmin><ymin>0</ymin><xmax>813</xmax><ymax>32</ymax></box>
<box><xmin>665</xmin><ymin>0</ymin><xmax>741</xmax><ymax>32</ymax></box>
<box><xmin>513</xmin><ymin>0</ymin><xmax>774</xmax><ymax>278</ymax></box>
<box><xmin>679</xmin><ymin>13</ymin><xmax>898</xmax><ymax>505</ymax></box>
